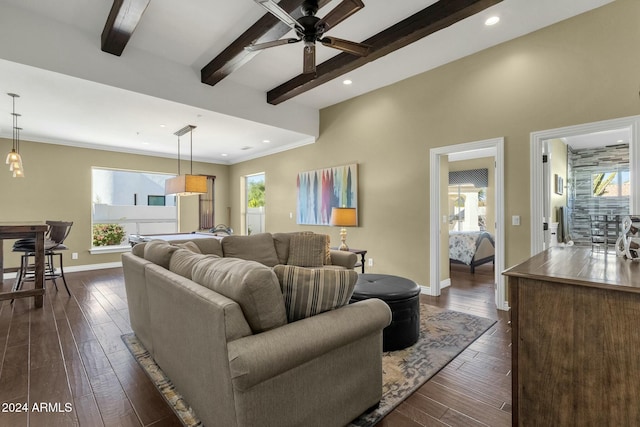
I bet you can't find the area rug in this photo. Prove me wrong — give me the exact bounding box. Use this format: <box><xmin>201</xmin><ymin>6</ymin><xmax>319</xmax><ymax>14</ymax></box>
<box><xmin>121</xmin><ymin>304</ymin><xmax>495</xmax><ymax>427</ymax></box>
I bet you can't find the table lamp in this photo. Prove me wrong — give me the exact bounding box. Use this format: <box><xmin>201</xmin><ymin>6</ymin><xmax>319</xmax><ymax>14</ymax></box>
<box><xmin>330</xmin><ymin>207</ymin><xmax>357</xmax><ymax>250</ymax></box>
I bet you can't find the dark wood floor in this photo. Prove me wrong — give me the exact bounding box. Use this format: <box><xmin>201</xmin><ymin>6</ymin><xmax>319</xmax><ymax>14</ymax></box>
<box><xmin>0</xmin><ymin>263</ymin><xmax>511</xmax><ymax>426</ymax></box>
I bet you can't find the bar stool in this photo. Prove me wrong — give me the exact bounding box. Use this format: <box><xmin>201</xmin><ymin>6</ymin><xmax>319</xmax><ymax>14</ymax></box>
<box><xmin>12</xmin><ymin>220</ymin><xmax>73</xmax><ymax>296</ymax></box>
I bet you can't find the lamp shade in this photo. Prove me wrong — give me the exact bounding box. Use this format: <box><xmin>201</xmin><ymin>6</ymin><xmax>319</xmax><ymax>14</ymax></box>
<box><xmin>330</xmin><ymin>207</ymin><xmax>357</xmax><ymax>227</ymax></box>
<box><xmin>165</xmin><ymin>174</ymin><xmax>207</xmax><ymax>196</ymax></box>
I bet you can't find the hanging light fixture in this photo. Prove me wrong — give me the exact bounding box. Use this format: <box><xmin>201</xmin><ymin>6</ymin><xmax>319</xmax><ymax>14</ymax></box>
<box><xmin>5</xmin><ymin>93</ymin><xmax>24</xmax><ymax>178</ymax></box>
<box><xmin>164</xmin><ymin>125</ymin><xmax>207</xmax><ymax>195</ymax></box>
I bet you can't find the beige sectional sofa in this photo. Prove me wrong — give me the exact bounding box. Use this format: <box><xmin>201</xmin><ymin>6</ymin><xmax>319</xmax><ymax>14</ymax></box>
<box><xmin>122</xmin><ymin>232</ymin><xmax>392</xmax><ymax>427</ymax></box>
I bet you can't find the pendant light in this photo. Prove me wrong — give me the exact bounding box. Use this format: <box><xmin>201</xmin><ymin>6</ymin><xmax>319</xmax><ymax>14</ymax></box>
<box><xmin>5</xmin><ymin>93</ymin><xmax>24</xmax><ymax>178</ymax></box>
<box><xmin>164</xmin><ymin>125</ymin><xmax>207</xmax><ymax>195</ymax></box>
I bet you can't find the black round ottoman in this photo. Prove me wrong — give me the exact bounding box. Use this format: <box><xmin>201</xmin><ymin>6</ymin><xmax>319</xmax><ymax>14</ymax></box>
<box><xmin>350</xmin><ymin>273</ymin><xmax>421</xmax><ymax>351</ymax></box>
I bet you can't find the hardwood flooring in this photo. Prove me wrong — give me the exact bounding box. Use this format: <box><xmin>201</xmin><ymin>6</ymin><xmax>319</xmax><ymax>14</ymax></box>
<box><xmin>0</xmin><ymin>263</ymin><xmax>511</xmax><ymax>426</ymax></box>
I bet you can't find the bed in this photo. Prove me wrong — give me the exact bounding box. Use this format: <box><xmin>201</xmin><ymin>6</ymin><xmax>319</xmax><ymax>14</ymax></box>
<box><xmin>449</xmin><ymin>231</ymin><xmax>495</xmax><ymax>273</ymax></box>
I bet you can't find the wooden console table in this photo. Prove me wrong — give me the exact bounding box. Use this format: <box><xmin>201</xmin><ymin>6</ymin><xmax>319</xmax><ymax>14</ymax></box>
<box><xmin>504</xmin><ymin>247</ymin><xmax>640</xmax><ymax>426</ymax></box>
<box><xmin>0</xmin><ymin>223</ymin><xmax>48</xmax><ymax>308</ymax></box>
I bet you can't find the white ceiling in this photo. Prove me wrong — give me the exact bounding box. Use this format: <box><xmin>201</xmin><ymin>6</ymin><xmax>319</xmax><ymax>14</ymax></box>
<box><xmin>0</xmin><ymin>0</ymin><xmax>614</xmax><ymax>164</ymax></box>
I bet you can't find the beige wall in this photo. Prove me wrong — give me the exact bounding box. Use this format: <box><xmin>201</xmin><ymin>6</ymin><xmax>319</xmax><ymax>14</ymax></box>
<box><xmin>549</xmin><ymin>138</ymin><xmax>568</xmax><ymax>223</ymax></box>
<box><xmin>0</xmin><ymin>140</ymin><xmax>229</xmax><ymax>269</ymax></box>
<box><xmin>229</xmin><ymin>0</ymin><xmax>640</xmax><ymax>287</ymax></box>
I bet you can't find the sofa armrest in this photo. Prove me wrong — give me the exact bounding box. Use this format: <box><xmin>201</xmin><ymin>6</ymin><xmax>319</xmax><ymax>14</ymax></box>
<box><xmin>227</xmin><ymin>298</ymin><xmax>391</xmax><ymax>391</ymax></box>
<box><xmin>329</xmin><ymin>249</ymin><xmax>357</xmax><ymax>268</ymax></box>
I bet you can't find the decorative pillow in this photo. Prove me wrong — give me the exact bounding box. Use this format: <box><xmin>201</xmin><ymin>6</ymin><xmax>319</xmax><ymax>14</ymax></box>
<box><xmin>192</xmin><ymin>257</ymin><xmax>287</xmax><ymax>333</ymax></box>
<box><xmin>173</xmin><ymin>241</ymin><xmax>202</xmax><ymax>254</ymax></box>
<box><xmin>143</xmin><ymin>240</ymin><xmax>178</xmax><ymax>269</ymax></box>
<box><xmin>221</xmin><ymin>233</ymin><xmax>280</xmax><ymax>267</ymax></box>
<box><xmin>169</xmin><ymin>249</ymin><xmax>216</xmax><ymax>279</ymax></box>
<box><xmin>273</xmin><ymin>265</ymin><xmax>357</xmax><ymax>322</ymax></box>
<box><xmin>287</xmin><ymin>233</ymin><xmax>331</xmax><ymax>267</ymax></box>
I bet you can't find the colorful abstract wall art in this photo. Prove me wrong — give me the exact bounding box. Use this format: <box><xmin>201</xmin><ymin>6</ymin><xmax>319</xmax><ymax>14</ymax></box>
<box><xmin>297</xmin><ymin>163</ymin><xmax>358</xmax><ymax>225</ymax></box>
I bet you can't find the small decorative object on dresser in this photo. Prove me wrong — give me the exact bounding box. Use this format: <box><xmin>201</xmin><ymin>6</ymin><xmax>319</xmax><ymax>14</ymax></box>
<box><xmin>615</xmin><ymin>215</ymin><xmax>640</xmax><ymax>260</ymax></box>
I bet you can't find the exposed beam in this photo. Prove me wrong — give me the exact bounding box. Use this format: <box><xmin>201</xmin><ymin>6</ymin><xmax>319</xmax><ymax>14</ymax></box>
<box><xmin>101</xmin><ymin>0</ymin><xmax>151</xmax><ymax>56</ymax></box>
<box><xmin>267</xmin><ymin>0</ymin><xmax>503</xmax><ymax>105</ymax></box>
<box><xmin>201</xmin><ymin>0</ymin><xmax>331</xmax><ymax>86</ymax></box>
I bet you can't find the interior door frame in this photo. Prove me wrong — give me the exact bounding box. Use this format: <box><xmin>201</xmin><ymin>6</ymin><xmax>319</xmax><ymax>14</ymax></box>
<box><xmin>530</xmin><ymin>115</ymin><xmax>640</xmax><ymax>255</ymax></box>
<box><xmin>429</xmin><ymin>137</ymin><xmax>507</xmax><ymax>311</ymax></box>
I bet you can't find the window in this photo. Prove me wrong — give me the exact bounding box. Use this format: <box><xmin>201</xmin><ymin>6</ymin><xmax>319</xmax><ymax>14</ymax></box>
<box><xmin>448</xmin><ymin>185</ymin><xmax>487</xmax><ymax>231</ymax></box>
<box><xmin>91</xmin><ymin>168</ymin><xmax>177</xmax><ymax>251</ymax></box>
<box><xmin>245</xmin><ymin>173</ymin><xmax>265</xmax><ymax>235</ymax></box>
<box><xmin>448</xmin><ymin>169</ymin><xmax>489</xmax><ymax>231</ymax></box>
<box><xmin>592</xmin><ymin>169</ymin><xmax>630</xmax><ymax>197</ymax></box>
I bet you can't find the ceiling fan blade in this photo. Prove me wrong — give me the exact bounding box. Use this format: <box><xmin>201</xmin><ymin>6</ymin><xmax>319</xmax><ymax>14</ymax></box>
<box><xmin>320</xmin><ymin>36</ymin><xmax>370</xmax><ymax>56</ymax></box>
<box><xmin>253</xmin><ymin>0</ymin><xmax>304</xmax><ymax>33</ymax></box>
<box><xmin>303</xmin><ymin>43</ymin><xmax>316</xmax><ymax>74</ymax></box>
<box><xmin>246</xmin><ymin>38</ymin><xmax>300</xmax><ymax>51</ymax></box>
<box><xmin>315</xmin><ymin>0</ymin><xmax>364</xmax><ymax>32</ymax></box>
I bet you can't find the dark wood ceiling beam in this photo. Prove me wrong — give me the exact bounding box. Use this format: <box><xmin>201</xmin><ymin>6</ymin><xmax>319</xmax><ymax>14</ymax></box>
<box><xmin>201</xmin><ymin>0</ymin><xmax>332</xmax><ymax>86</ymax></box>
<box><xmin>101</xmin><ymin>0</ymin><xmax>151</xmax><ymax>56</ymax></box>
<box><xmin>267</xmin><ymin>0</ymin><xmax>503</xmax><ymax>105</ymax></box>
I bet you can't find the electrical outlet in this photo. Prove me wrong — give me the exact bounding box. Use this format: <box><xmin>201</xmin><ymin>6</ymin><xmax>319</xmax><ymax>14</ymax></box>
<box><xmin>368</xmin><ymin>258</ymin><xmax>374</xmax><ymax>267</ymax></box>
<box><xmin>72</xmin><ymin>252</ymin><xmax>78</xmax><ymax>260</ymax></box>
<box><xmin>289</xmin><ymin>212</ymin><xmax>293</xmax><ymax>219</ymax></box>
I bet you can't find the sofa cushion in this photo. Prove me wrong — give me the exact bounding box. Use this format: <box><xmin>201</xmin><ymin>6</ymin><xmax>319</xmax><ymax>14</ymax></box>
<box><xmin>191</xmin><ymin>238</ymin><xmax>223</xmax><ymax>256</ymax></box>
<box><xmin>287</xmin><ymin>233</ymin><xmax>331</xmax><ymax>267</ymax></box>
<box><xmin>192</xmin><ymin>257</ymin><xmax>287</xmax><ymax>333</ymax></box>
<box><xmin>131</xmin><ymin>242</ymin><xmax>146</xmax><ymax>257</ymax></box>
<box><xmin>221</xmin><ymin>233</ymin><xmax>279</xmax><ymax>267</ymax></box>
<box><xmin>169</xmin><ymin>249</ymin><xmax>218</xmax><ymax>279</ymax></box>
<box><xmin>273</xmin><ymin>265</ymin><xmax>357</xmax><ymax>322</ymax></box>
<box><xmin>272</xmin><ymin>232</ymin><xmax>294</xmax><ymax>265</ymax></box>
<box><xmin>174</xmin><ymin>241</ymin><xmax>202</xmax><ymax>254</ymax></box>
<box><xmin>143</xmin><ymin>240</ymin><xmax>178</xmax><ymax>269</ymax></box>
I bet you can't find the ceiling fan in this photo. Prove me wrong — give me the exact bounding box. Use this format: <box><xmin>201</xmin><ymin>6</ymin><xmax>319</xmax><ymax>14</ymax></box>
<box><xmin>247</xmin><ymin>0</ymin><xmax>371</xmax><ymax>74</ymax></box>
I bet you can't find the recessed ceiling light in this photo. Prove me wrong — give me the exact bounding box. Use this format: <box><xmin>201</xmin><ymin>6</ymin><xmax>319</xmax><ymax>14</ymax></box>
<box><xmin>343</xmin><ymin>79</ymin><xmax>353</xmax><ymax>85</ymax></box>
<box><xmin>617</xmin><ymin>139</ymin><xmax>625</xmax><ymax>143</ymax></box>
<box><xmin>221</xmin><ymin>153</ymin><xmax>228</xmax><ymax>157</ymax></box>
<box><xmin>485</xmin><ymin>16</ymin><xmax>500</xmax><ymax>26</ymax></box>
<box><xmin>262</xmin><ymin>139</ymin><xmax>271</xmax><ymax>144</ymax></box>
<box><xmin>159</xmin><ymin>124</ymin><xmax>166</xmax><ymax>128</ymax></box>
<box><xmin>142</xmin><ymin>142</ymin><xmax>150</xmax><ymax>145</ymax></box>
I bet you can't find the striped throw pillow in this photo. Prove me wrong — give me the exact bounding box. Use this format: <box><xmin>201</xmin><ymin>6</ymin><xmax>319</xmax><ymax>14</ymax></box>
<box><xmin>287</xmin><ymin>233</ymin><xmax>331</xmax><ymax>267</ymax></box>
<box><xmin>273</xmin><ymin>265</ymin><xmax>357</xmax><ymax>322</ymax></box>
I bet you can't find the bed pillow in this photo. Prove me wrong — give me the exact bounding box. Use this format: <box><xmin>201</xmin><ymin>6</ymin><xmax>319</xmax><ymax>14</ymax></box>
<box><xmin>287</xmin><ymin>233</ymin><xmax>331</xmax><ymax>267</ymax></box>
<box><xmin>273</xmin><ymin>265</ymin><xmax>357</xmax><ymax>322</ymax></box>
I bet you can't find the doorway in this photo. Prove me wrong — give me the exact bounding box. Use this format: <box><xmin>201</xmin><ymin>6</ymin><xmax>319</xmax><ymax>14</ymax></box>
<box><xmin>429</xmin><ymin>137</ymin><xmax>507</xmax><ymax>311</ymax></box>
<box><xmin>530</xmin><ymin>116</ymin><xmax>640</xmax><ymax>255</ymax></box>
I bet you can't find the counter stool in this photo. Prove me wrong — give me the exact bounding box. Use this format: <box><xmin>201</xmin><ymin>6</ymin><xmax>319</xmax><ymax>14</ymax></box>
<box><xmin>350</xmin><ymin>273</ymin><xmax>421</xmax><ymax>351</ymax></box>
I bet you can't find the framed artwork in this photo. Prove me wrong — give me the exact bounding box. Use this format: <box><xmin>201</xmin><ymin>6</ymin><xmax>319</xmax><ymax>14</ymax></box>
<box><xmin>555</xmin><ymin>174</ymin><xmax>563</xmax><ymax>195</ymax></box>
<box><xmin>297</xmin><ymin>163</ymin><xmax>358</xmax><ymax>225</ymax></box>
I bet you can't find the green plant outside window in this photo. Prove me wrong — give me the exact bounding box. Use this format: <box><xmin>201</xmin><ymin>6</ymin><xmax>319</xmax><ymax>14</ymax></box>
<box><xmin>92</xmin><ymin>223</ymin><xmax>126</xmax><ymax>246</ymax></box>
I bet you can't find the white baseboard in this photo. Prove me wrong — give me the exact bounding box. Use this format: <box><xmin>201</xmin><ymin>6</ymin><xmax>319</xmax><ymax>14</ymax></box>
<box><xmin>440</xmin><ymin>278</ymin><xmax>451</xmax><ymax>289</ymax></box>
<box><xmin>3</xmin><ymin>262</ymin><xmax>123</xmax><ymax>280</ymax></box>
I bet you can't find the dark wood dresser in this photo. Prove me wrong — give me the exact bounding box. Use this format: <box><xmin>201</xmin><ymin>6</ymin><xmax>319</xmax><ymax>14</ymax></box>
<box><xmin>503</xmin><ymin>247</ymin><xmax>640</xmax><ymax>426</ymax></box>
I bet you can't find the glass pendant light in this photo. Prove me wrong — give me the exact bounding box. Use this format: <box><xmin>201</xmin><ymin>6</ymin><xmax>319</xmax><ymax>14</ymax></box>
<box><xmin>5</xmin><ymin>93</ymin><xmax>24</xmax><ymax>177</ymax></box>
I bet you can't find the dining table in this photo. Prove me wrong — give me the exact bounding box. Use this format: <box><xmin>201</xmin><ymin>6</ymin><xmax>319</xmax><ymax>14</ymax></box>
<box><xmin>0</xmin><ymin>222</ymin><xmax>48</xmax><ymax>308</ymax></box>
